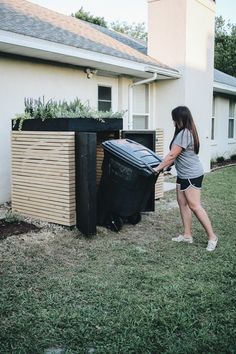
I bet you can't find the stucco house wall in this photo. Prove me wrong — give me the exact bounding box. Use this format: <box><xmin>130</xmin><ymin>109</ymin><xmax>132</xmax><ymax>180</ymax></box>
<box><xmin>211</xmin><ymin>95</ymin><xmax>236</xmax><ymax>159</ymax></box>
<box><xmin>147</xmin><ymin>0</ymin><xmax>216</xmax><ymax>173</ymax></box>
<box><xmin>0</xmin><ymin>56</ymin><xmax>128</xmax><ymax>204</ymax></box>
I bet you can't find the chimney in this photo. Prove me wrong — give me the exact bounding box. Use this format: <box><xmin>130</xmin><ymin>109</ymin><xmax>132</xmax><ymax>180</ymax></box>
<box><xmin>147</xmin><ymin>0</ymin><xmax>216</xmax><ymax>172</ymax></box>
<box><xmin>147</xmin><ymin>0</ymin><xmax>216</xmax><ymax>73</ymax></box>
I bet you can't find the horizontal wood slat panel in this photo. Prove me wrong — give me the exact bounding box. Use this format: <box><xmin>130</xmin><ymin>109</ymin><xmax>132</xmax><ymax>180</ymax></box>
<box><xmin>11</xmin><ymin>138</ymin><xmax>75</xmax><ymax>143</ymax></box>
<box><xmin>96</xmin><ymin>131</ymin><xmax>119</xmax><ymax>186</ymax></box>
<box><xmin>155</xmin><ymin>129</ymin><xmax>164</xmax><ymax>199</ymax></box>
<box><xmin>12</xmin><ymin>131</ymin><xmax>76</xmax><ymax>226</ymax></box>
<box><xmin>12</xmin><ymin>175</ymin><xmax>75</xmax><ymax>185</ymax></box>
<box><xmin>11</xmin><ymin>168</ymin><xmax>75</xmax><ymax>178</ymax></box>
<box><xmin>12</xmin><ymin>161</ymin><xmax>75</xmax><ymax>170</ymax></box>
<box><xmin>155</xmin><ymin>175</ymin><xmax>164</xmax><ymax>199</ymax></box>
<box><xmin>11</xmin><ymin>154</ymin><xmax>74</xmax><ymax>162</ymax></box>
<box><xmin>12</xmin><ymin>149</ymin><xmax>75</xmax><ymax>155</ymax></box>
<box><xmin>11</xmin><ymin>140</ymin><xmax>75</xmax><ymax>145</ymax></box>
<box><xmin>12</xmin><ymin>198</ymin><xmax>74</xmax><ymax>213</ymax></box>
<box><xmin>12</xmin><ymin>183</ymin><xmax>75</xmax><ymax>195</ymax></box>
<box><xmin>11</xmin><ymin>208</ymin><xmax>75</xmax><ymax>226</ymax></box>
<box><xmin>12</xmin><ymin>190</ymin><xmax>75</xmax><ymax>204</ymax></box>
<box><xmin>12</xmin><ymin>132</ymin><xmax>74</xmax><ymax>137</ymax></box>
<box><xmin>12</xmin><ymin>158</ymin><xmax>75</xmax><ymax>167</ymax></box>
<box><xmin>11</xmin><ymin>204</ymin><xmax>75</xmax><ymax>219</ymax></box>
<box><xmin>96</xmin><ymin>143</ymin><xmax>104</xmax><ymax>185</ymax></box>
<box><xmin>12</xmin><ymin>131</ymin><xmax>75</xmax><ymax>135</ymax></box>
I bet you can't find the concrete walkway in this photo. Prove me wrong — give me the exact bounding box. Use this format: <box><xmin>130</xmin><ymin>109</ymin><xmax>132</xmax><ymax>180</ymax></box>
<box><xmin>164</xmin><ymin>182</ymin><xmax>176</xmax><ymax>192</ymax></box>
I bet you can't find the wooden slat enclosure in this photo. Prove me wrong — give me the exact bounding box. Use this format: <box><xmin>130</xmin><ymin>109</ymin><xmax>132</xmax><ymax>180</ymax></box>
<box><xmin>11</xmin><ymin>131</ymin><xmax>76</xmax><ymax>226</ymax></box>
<box><xmin>12</xmin><ymin>130</ymin><xmax>120</xmax><ymax>227</ymax></box>
<box><xmin>155</xmin><ymin>129</ymin><xmax>164</xmax><ymax>199</ymax></box>
<box><xmin>11</xmin><ymin>129</ymin><xmax>164</xmax><ymax>227</ymax></box>
<box><xmin>96</xmin><ymin>131</ymin><xmax>120</xmax><ymax>186</ymax></box>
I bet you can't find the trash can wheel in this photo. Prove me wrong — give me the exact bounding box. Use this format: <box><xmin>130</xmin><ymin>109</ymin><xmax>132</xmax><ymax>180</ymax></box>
<box><xmin>127</xmin><ymin>212</ymin><xmax>141</xmax><ymax>225</ymax></box>
<box><xmin>105</xmin><ymin>214</ymin><xmax>124</xmax><ymax>232</ymax></box>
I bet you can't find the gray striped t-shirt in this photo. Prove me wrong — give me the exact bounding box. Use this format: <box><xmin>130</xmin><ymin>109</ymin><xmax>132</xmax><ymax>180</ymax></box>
<box><xmin>172</xmin><ymin>129</ymin><xmax>204</xmax><ymax>179</ymax></box>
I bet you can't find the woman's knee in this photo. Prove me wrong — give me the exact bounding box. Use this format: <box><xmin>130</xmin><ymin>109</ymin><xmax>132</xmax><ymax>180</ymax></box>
<box><xmin>184</xmin><ymin>188</ymin><xmax>201</xmax><ymax>212</ymax></box>
<box><xmin>188</xmin><ymin>202</ymin><xmax>201</xmax><ymax>213</ymax></box>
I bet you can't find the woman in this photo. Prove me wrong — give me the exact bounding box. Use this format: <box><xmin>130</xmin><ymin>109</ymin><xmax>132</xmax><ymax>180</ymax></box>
<box><xmin>154</xmin><ymin>106</ymin><xmax>218</xmax><ymax>251</ymax></box>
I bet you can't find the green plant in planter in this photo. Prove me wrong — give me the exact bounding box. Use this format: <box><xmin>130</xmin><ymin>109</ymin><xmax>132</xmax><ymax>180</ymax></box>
<box><xmin>13</xmin><ymin>97</ymin><xmax>125</xmax><ymax>130</ymax></box>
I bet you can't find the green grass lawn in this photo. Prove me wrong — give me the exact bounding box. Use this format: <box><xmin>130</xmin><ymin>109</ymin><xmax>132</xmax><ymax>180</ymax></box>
<box><xmin>0</xmin><ymin>166</ymin><xmax>236</xmax><ymax>354</ymax></box>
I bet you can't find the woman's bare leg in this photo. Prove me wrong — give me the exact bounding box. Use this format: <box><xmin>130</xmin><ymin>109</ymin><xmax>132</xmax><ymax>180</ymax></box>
<box><xmin>176</xmin><ymin>185</ymin><xmax>192</xmax><ymax>237</ymax></box>
<box><xmin>184</xmin><ymin>187</ymin><xmax>216</xmax><ymax>241</ymax></box>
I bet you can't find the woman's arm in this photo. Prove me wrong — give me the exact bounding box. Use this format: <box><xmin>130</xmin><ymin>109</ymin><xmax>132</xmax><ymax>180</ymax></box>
<box><xmin>154</xmin><ymin>144</ymin><xmax>182</xmax><ymax>173</ymax></box>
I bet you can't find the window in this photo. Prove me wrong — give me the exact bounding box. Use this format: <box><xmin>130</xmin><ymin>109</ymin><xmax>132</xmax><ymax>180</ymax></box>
<box><xmin>211</xmin><ymin>96</ymin><xmax>216</xmax><ymax>140</ymax></box>
<box><xmin>98</xmin><ymin>86</ymin><xmax>112</xmax><ymax>112</ymax></box>
<box><xmin>133</xmin><ymin>84</ymin><xmax>149</xmax><ymax>129</ymax></box>
<box><xmin>228</xmin><ymin>100</ymin><xmax>235</xmax><ymax>139</ymax></box>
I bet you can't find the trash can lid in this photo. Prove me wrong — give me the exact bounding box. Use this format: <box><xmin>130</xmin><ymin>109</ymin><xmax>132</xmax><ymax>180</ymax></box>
<box><xmin>102</xmin><ymin>139</ymin><xmax>162</xmax><ymax>175</ymax></box>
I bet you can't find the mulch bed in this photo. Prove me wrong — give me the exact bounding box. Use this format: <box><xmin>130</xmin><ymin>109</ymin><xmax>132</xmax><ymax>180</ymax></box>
<box><xmin>0</xmin><ymin>219</ymin><xmax>40</xmax><ymax>240</ymax></box>
<box><xmin>211</xmin><ymin>160</ymin><xmax>236</xmax><ymax>169</ymax></box>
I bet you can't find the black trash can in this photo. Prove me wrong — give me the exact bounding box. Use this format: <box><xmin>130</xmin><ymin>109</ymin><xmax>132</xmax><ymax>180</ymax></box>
<box><xmin>97</xmin><ymin>139</ymin><xmax>162</xmax><ymax>231</ymax></box>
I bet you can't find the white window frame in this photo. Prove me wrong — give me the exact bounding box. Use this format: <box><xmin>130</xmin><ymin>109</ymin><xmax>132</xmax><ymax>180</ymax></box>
<box><xmin>132</xmin><ymin>84</ymin><xmax>150</xmax><ymax>129</ymax></box>
<box><xmin>228</xmin><ymin>99</ymin><xmax>235</xmax><ymax>140</ymax></box>
<box><xmin>211</xmin><ymin>96</ymin><xmax>216</xmax><ymax>141</ymax></box>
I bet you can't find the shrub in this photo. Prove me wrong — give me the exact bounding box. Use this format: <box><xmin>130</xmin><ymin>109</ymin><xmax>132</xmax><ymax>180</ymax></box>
<box><xmin>230</xmin><ymin>154</ymin><xmax>236</xmax><ymax>161</ymax></box>
<box><xmin>216</xmin><ymin>156</ymin><xmax>225</xmax><ymax>163</ymax></box>
<box><xmin>210</xmin><ymin>159</ymin><xmax>216</xmax><ymax>168</ymax></box>
<box><xmin>4</xmin><ymin>210</ymin><xmax>22</xmax><ymax>223</ymax></box>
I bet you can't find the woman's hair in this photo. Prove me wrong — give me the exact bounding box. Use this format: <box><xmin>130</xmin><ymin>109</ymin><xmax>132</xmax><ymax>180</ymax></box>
<box><xmin>170</xmin><ymin>106</ymin><xmax>200</xmax><ymax>154</ymax></box>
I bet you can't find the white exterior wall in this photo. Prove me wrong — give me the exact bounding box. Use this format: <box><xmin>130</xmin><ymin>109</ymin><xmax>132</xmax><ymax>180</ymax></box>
<box><xmin>118</xmin><ymin>77</ymin><xmax>132</xmax><ymax>130</ymax></box>
<box><xmin>147</xmin><ymin>0</ymin><xmax>216</xmax><ymax>172</ymax></box>
<box><xmin>0</xmin><ymin>56</ymin><xmax>127</xmax><ymax>204</ymax></box>
<box><xmin>211</xmin><ymin>95</ymin><xmax>236</xmax><ymax>159</ymax></box>
<box><xmin>153</xmin><ymin>79</ymin><xmax>186</xmax><ymax>159</ymax></box>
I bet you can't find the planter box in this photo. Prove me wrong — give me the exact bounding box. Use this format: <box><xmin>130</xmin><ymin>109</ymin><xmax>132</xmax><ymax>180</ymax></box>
<box><xmin>12</xmin><ymin>117</ymin><xmax>123</xmax><ymax>132</ymax></box>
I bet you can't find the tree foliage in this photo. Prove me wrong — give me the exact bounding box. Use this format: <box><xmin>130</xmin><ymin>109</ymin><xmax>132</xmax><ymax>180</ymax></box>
<box><xmin>214</xmin><ymin>16</ymin><xmax>236</xmax><ymax>77</ymax></box>
<box><xmin>72</xmin><ymin>7</ymin><xmax>147</xmax><ymax>41</ymax></box>
<box><xmin>110</xmin><ymin>21</ymin><xmax>147</xmax><ymax>41</ymax></box>
<box><xmin>72</xmin><ymin>7</ymin><xmax>108</xmax><ymax>27</ymax></box>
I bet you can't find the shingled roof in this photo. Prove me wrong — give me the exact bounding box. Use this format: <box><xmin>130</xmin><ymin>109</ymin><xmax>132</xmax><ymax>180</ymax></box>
<box><xmin>87</xmin><ymin>21</ymin><xmax>148</xmax><ymax>55</ymax></box>
<box><xmin>0</xmin><ymin>0</ymin><xmax>177</xmax><ymax>74</ymax></box>
<box><xmin>214</xmin><ymin>69</ymin><xmax>236</xmax><ymax>88</ymax></box>
<box><xmin>213</xmin><ymin>69</ymin><xmax>236</xmax><ymax>95</ymax></box>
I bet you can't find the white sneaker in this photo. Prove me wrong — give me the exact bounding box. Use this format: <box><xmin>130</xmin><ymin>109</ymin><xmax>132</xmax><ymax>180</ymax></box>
<box><xmin>206</xmin><ymin>237</ymin><xmax>218</xmax><ymax>251</ymax></box>
<box><xmin>172</xmin><ymin>235</ymin><xmax>193</xmax><ymax>243</ymax></box>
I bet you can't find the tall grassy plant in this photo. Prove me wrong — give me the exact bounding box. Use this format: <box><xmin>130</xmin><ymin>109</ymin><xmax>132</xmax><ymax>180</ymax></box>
<box><xmin>13</xmin><ymin>97</ymin><xmax>125</xmax><ymax>130</ymax></box>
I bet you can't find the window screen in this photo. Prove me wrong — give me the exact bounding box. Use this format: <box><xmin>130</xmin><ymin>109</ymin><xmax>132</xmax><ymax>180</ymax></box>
<box><xmin>228</xmin><ymin>100</ymin><xmax>235</xmax><ymax>139</ymax></box>
<box><xmin>98</xmin><ymin>86</ymin><xmax>112</xmax><ymax>112</ymax></box>
<box><xmin>228</xmin><ymin>119</ymin><xmax>234</xmax><ymax>139</ymax></box>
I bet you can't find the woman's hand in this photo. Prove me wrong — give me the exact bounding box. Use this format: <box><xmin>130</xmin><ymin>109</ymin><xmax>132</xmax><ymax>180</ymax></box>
<box><xmin>153</xmin><ymin>166</ymin><xmax>162</xmax><ymax>173</ymax></box>
<box><xmin>154</xmin><ymin>144</ymin><xmax>182</xmax><ymax>173</ymax></box>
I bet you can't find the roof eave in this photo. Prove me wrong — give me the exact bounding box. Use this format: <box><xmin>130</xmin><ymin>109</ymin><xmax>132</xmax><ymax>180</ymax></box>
<box><xmin>0</xmin><ymin>29</ymin><xmax>180</xmax><ymax>80</ymax></box>
<box><xmin>213</xmin><ymin>81</ymin><xmax>236</xmax><ymax>96</ymax></box>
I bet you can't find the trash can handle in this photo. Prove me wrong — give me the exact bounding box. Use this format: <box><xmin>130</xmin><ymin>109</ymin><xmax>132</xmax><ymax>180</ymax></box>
<box><xmin>126</xmin><ymin>139</ymin><xmax>140</xmax><ymax>145</ymax></box>
<box><xmin>143</xmin><ymin>161</ymin><xmax>159</xmax><ymax>176</ymax></box>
